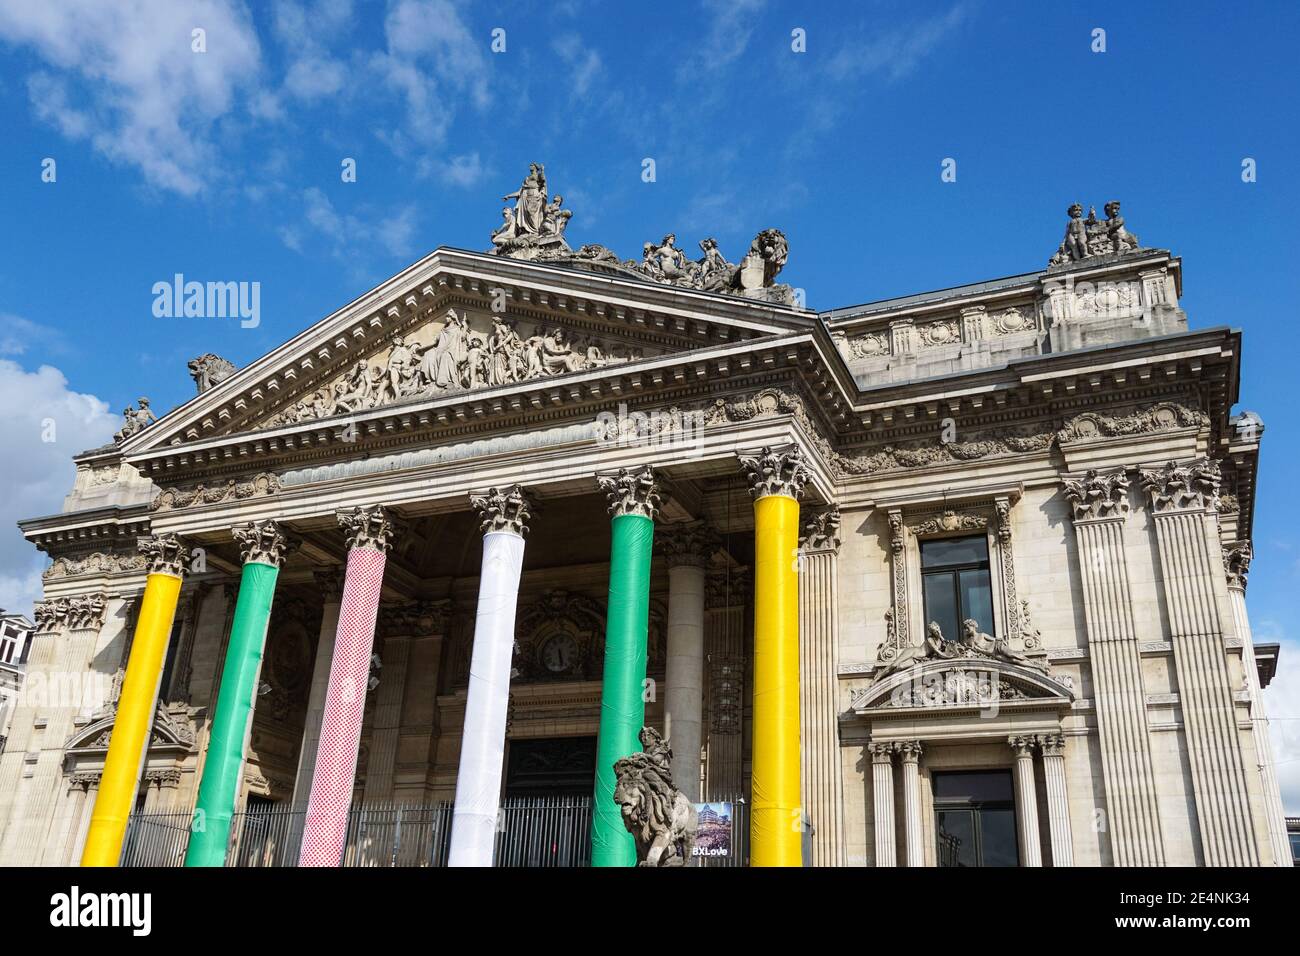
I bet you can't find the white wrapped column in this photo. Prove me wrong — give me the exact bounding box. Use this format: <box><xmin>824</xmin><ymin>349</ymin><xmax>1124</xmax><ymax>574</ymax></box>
<box><xmin>449</xmin><ymin>486</ymin><xmax>531</xmax><ymax>867</ymax></box>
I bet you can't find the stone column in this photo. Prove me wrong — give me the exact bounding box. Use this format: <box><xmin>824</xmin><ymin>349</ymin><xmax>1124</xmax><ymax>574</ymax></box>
<box><xmin>657</xmin><ymin>521</ymin><xmax>718</xmax><ymax>803</ymax></box>
<box><xmin>869</xmin><ymin>742</ymin><xmax>896</xmax><ymax>867</ymax></box>
<box><xmin>449</xmin><ymin>485</ymin><xmax>532</xmax><ymax>867</ymax></box>
<box><xmin>1062</xmin><ymin>470</ymin><xmax>1166</xmax><ymax>866</ymax></box>
<box><xmin>703</xmin><ymin>569</ymin><xmax>748</xmax><ymax>800</ymax></box>
<box><xmin>1140</xmin><ymin>462</ymin><xmax>1258</xmax><ymax>866</ymax></box>
<box><xmin>740</xmin><ymin>446</ymin><xmax>810</xmax><ymax>868</ymax></box>
<box><xmin>1009</xmin><ymin>735</ymin><xmax>1042</xmax><ymax>867</ymax></box>
<box><xmin>1225</xmin><ymin>543</ymin><xmax>1291</xmax><ymax>866</ymax></box>
<box><xmin>798</xmin><ymin>506</ymin><xmax>846</xmax><ymax>867</ymax></box>
<box><xmin>186</xmin><ymin>520</ymin><xmax>294</xmax><ymax>867</ymax></box>
<box><xmin>299</xmin><ymin>506</ymin><xmax>397</xmax><ymax>867</ymax></box>
<box><xmin>360</xmin><ymin>632</ymin><xmax>410</xmax><ymax>804</ymax></box>
<box><xmin>82</xmin><ymin>533</ymin><xmax>191</xmax><ymax>867</ymax></box>
<box><xmin>1037</xmin><ymin>733</ymin><xmax>1074</xmax><ymax>867</ymax></box>
<box><xmin>590</xmin><ymin>466</ymin><xmax>660</xmax><ymax>867</ymax></box>
<box><xmin>897</xmin><ymin>740</ymin><xmax>924</xmax><ymax>867</ymax></box>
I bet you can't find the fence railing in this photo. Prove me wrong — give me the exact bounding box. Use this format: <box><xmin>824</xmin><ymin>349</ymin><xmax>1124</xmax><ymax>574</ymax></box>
<box><xmin>120</xmin><ymin>793</ymin><xmax>750</xmax><ymax>867</ymax></box>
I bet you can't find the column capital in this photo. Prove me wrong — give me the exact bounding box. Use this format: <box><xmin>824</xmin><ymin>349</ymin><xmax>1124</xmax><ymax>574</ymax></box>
<box><xmin>1036</xmin><ymin>733</ymin><xmax>1067</xmax><ymax>757</ymax></box>
<box><xmin>337</xmin><ymin>505</ymin><xmax>398</xmax><ymax>552</ymax></box>
<box><xmin>896</xmin><ymin>739</ymin><xmax>923</xmax><ymax>763</ymax></box>
<box><xmin>1062</xmin><ymin>469</ymin><xmax>1130</xmax><ymax>521</ymax></box>
<box><xmin>869</xmin><ymin>741</ymin><xmax>895</xmax><ymax>764</ymax></box>
<box><xmin>597</xmin><ymin>465</ymin><xmax>662</xmax><ymax>520</ymax></box>
<box><xmin>739</xmin><ymin>445</ymin><xmax>810</xmax><ymax>500</ymax></box>
<box><xmin>232</xmin><ymin>519</ymin><xmax>297</xmax><ymax>567</ymax></box>
<box><xmin>1223</xmin><ymin>540</ymin><xmax>1252</xmax><ymax>592</ymax></box>
<box><xmin>35</xmin><ymin>594</ymin><xmax>108</xmax><ymax>632</ymax></box>
<box><xmin>312</xmin><ymin>565</ymin><xmax>346</xmax><ymax>603</ymax></box>
<box><xmin>800</xmin><ymin>505</ymin><xmax>841</xmax><ymax>553</ymax></box>
<box><xmin>1008</xmin><ymin>734</ymin><xmax>1036</xmax><ymax>757</ymax></box>
<box><xmin>706</xmin><ymin>566</ymin><xmax>750</xmax><ymax>608</ymax></box>
<box><xmin>138</xmin><ymin>532</ymin><xmax>193</xmax><ymax>577</ymax></box>
<box><xmin>378</xmin><ymin>600</ymin><xmax>449</xmax><ymax>638</ymax></box>
<box><xmin>1139</xmin><ymin>458</ymin><xmax>1221</xmax><ymax>514</ymax></box>
<box><xmin>656</xmin><ymin>519</ymin><xmax>720</xmax><ymax>568</ymax></box>
<box><xmin>470</xmin><ymin>484</ymin><xmax>533</xmax><ymax>537</ymax></box>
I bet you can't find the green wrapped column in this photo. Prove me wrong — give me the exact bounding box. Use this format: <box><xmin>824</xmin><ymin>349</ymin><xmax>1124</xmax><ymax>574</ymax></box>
<box><xmin>184</xmin><ymin>521</ymin><xmax>293</xmax><ymax>867</ymax></box>
<box><xmin>591</xmin><ymin>466</ymin><xmax>660</xmax><ymax>867</ymax></box>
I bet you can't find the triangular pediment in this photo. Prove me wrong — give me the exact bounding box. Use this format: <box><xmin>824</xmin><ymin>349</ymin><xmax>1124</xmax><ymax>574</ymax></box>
<box><xmin>123</xmin><ymin>248</ymin><xmax>817</xmax><ymax>451</ymax></box>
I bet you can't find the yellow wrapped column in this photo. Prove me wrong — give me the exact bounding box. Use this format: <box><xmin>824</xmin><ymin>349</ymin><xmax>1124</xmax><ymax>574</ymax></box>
<box><xmin>81</xmin><ymin>533</ymin><xmax>191</xmax><ymax>867</ymax></box>
<box><xmin>740</xmin><ymin>446</ymin><xmax>809</xmax><ymax>867</ymax></box>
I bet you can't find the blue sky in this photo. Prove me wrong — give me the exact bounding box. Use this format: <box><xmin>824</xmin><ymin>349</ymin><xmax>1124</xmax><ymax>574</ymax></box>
<box><xmin>2</xmin><ymin>1</ymin><xmax>1298</xmax><ymax>808</ymax></box>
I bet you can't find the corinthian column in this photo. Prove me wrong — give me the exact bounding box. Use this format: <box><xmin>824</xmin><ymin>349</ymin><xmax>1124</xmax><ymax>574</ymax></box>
<box><xmin>869</xmin><ymin>742</ymin><xmax>896</xmax><ymax>867</ymax></box>
<box><xmin>1037</xmin><ymin>733</ymin><xmax>1074</xmax><ymax>867</ymax></box>
<box><xmin>591</xmin><ymin>466</ymin><xmax>660</xmax><ymax>867</ymax></box>
<box><xmin>81</xmin><ymin>533</ymin><xmax>191</xmax><ymax>867</ymax></box>
<box><xmin>1225</xmin><ymin>543</ymin><xmax>1291</xmax><ymax>866</ymax></box>
<box><xmin>741</xmin><ymin>445</ymin><xmax>809</xmax><ymax>867</ymax></box>
<box><xmin>656</xmin><ymin>520</ymin><xmax>719</xmax><ymax>803</ymax></box>
<box><xmin>1062</xmin><ymin>470</ymin><xmax>1165</xmax><ymax>866</ymax></box>
<box><xmin>1009</xmin><ymin>735</ymin><xmax>1042</xmax><ymax>867</ymax></box>
<box><xmin>799</xmin><ymin>506</ymin><xmax>846</xmax><ymax>866</ymax></box>
<box><xmin>898</xmin><ymin>740</ymin><xmax>924</xmax><ymax>867</ymax></box>
<box><xmin>1140</xmin><ymin>461</ymin><xmax>1258</xmax><ymax>866</ymax></box>
<box><xmin>186</xmin><ymin>520</ymin><xmax>295</xmax><ymax>867</ymax></box>
<box><xmin>299</xmin><ymin>506</ymin><xmax>397</xmax><ymax>867</ymax></box>
<box><xmin>449</xmin><ymin>485</ymin><xmax>532</xmax><ymax>867</ymax></box>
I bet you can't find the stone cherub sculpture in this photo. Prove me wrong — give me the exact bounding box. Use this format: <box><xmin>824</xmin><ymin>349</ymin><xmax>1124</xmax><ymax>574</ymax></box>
<box><xmin>612</xmin><ymin>726</ymin><xmax>698</xmax><ymax>866</ymax></box>
<box><xmin>1050</xmin><ymin>199</ymin><xmax>1141</xmax><ymax>265</ymax></box>
<box><xmin>113</xmin><ymin>397</ymin><xmax>158</xmax><ymax>443</ymax></box>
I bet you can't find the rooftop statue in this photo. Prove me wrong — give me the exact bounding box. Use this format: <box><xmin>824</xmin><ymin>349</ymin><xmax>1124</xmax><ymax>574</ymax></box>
<box><xmin>188</xmin><ymin>353</ymin><xmax>237</xmax><ymax>393</ymax></box>
<box><xmin>1049</xmin><ymin>199</ymin><xmax>1143</xmax><ymax>266</ymax></box>
<box><xmin>113</xmin><ymin>397</ymin><xmax>158</xmax><ymax>444</ymax></box>
<box><xmin>488</xmin><ymin>164</ymin><xmax>797</xmax><ymax>305</ymax></box>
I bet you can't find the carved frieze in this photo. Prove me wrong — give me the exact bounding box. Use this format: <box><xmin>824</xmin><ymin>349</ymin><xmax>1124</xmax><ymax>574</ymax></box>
<box><xmin>907</xmin><ymin>510</ymin><xmax>987</xmax><ymax>536</ymax></box>
<box><xmin>1140</xmin><ymin>459</ymin><xmax>1221</xmax><ymax>514</ymax></box>
<box><xmin>1062</xmin><ymin>469</ymin><xmax>1130</xmax><ymax>521</ymax></box>
<box><xmin>471</xmin><ymin>484</ymin><xmax>533</xmax><ymax>537</ymax></box>
<box><xmin>151</xmin><ymin>473</ymin><xmax>281</xmax><ymax>512</ymax></box>
<box><xmin>44</xmin><ymin>551</ymin><xmax>146</xmax><ymax>580</ymax></box>
<box><xmin>917</xmin><ymin>319</ymin><xmax>960</xmax><ymax>348</ymax></box>
<box><xmin>1057</xmin><ymin>402</ymin><xmax>1208</xmax><ymax>444</ymax></box>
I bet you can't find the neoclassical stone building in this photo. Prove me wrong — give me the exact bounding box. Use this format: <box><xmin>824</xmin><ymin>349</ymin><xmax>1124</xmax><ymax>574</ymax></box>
<box><xmin>0</xmin><ymin>171</ymin><xmax>1288</xmax><ymax>867</ymax></box>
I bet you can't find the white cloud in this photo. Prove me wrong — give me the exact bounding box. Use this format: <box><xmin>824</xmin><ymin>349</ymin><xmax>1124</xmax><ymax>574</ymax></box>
<box><xmin>0</xmin><ymin>313</ymin><xmax>63</xmax><ymax>356</ymax></box>
<box><xmin>280</xmin><ymin>187</ymin><xmax>420</xmax><ymax>262</ymax></box>
<box><xmin>273</xmin><ymin>0</ymin><xmax>353</xmax><ymax>101</ymax></box>
<box><xmin>0</xmin><ymin>359</ymin><xmax>118</xmax><ymax>616</ymax></box>
<box><xmin>0</xmin><ymin>0</ymin><xmax>264</xmax><ymax>195</ymax></box>
<box><xmin>828</xmin><ymin>3</ymin><xmax>971</xmax><ymax>84</ymax></box>
<box><xmin>552</xmin><ymin>34</ymin><xmax>603</xmax><ymax>98</ymax></box>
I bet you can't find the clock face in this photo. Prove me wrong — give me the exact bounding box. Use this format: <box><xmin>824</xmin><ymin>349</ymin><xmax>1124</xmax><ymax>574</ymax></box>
<box><xmin>541</xmin><ymin>632</ymin><xmax>578</xmax><ymax>673</ymax></box>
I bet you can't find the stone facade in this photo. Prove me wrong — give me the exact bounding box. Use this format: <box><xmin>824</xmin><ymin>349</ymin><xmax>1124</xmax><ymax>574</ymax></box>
<box><xmin>0</xmin><ymin>174</ymin><xmax>1284</xmax><ymax>867</ymax></box>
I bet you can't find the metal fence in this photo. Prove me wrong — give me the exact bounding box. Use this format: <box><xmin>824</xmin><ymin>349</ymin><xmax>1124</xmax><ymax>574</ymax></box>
<box><xmin>120</xmin><ymin>793</ymin><xmax>751</xmax><ymax>867</ymax></box>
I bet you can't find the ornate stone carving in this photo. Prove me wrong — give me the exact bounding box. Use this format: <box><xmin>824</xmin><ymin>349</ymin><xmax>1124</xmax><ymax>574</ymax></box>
<box><xmin>151</xmin><ymin>472</ymin><xmax>281</xmax><ymax>512</ymax></box>
<box><xmin>837</xmin><ymin>330</ymin><xmax>889</xmax><ymax>359</ymax></box>
<box><xmin>1223</xmin><ymin>540</ymin><xmax>1252</xmax><ymax>591</ymax></box>
<box><xmin>896</xmin><ymin>739</ymin><xmax>923</xmax><ymax>761</ymax></box>
<box><xmin>834</xmin><ymin>428</ymin><xmax>1054</xmax><ymax>477</ymax></box>
<box><xmin>113</xmin><ymin>397</ymin><xmax>158</xmax><ymax>444</ymax></box>
<box><xmin>1049</xmin><ymin>199</ymin><xmax>1143</xmax><ymax>266</ymax></box>
<box><xmin>612</xmin><ymin>726</ymin><xmax>698</xmax><ymax>867</ymax></box>
<box><xmin>868</xmin><ymin>741</ymin><xmax>894</xmax><ymax>763</ymax></box>
<box><xmin>138</xmin><ymin>533</ymin><xmax>192</xmax><ymax>576</ymax></box>
<box><xmin>1008</xmin><ymin>734</ymin><xmax>1036</xmax><ymax>757</ymax></box>
<box><xmin>1063</xmin><ymin>469</ymin><xmax>1130</xmax><ymax>520</ymax></box>
<box><xmin>597</xmin><ymin>465</ymin><xmax>661</xmax><ymax>520</ymax></box>
<box><xmin>995</xmin><ymin>497</ymin><xmax>1021</xmax><ymax>641</ymax></box>
<box><xmin>379</xmin><ymin>600</ymin><xmax>449</xmax><ymax>637</ymax></box>
<box><xmin>918</xmin><ymin>319</ymin><xmax>960</xmax><ymax>348</ymax></box>
<box><xmin>337</xmin><ymin>505</ymin><xmax>398</xmax><ymax>552</ymax></box>
<box><xmin>888</xmin><ymin>510</ymin><xmax>909</xmax><ymax>648</ymax></box>
<box><xmin>232</xmin><ymin>519</ymin><xmax>296</xmax><ymax>567</ymax></box>
<box><xmin>33</xmin><ymin>594</ymin><xmax>107</xmax><ymax>632</ymax></box>
<box><xmin>705</xmin><ymin>567</ymin><xmax>750</xmax><ymax>608</ymax></box>
<box><xmin>44</xmin><ymin>551</ymin><xmax>147</xmax><ymax>580</ymax></box>
<box><xmin>1140</xmin><ymin>459</ymin><xmax>1221</xmax><ymax>513</ymax></box>
<box><xmin>992</xmin><ymin>306</ymin><xmax>1033</xmax><ymax>335</ymax></box>
<box><xmin>471</xmin><ymin>484</ymin><xmax>533</xmax><ymax>537</ymax></box>
<box><xmin>1057</xmin><ymin>402</ymin><xmax>1208</xmax><ymax>444</ymax></box>
<box><xmin>739</xmin><ymin>445</ymin><xmax>809</xmax><ymax>500</ymax></box>
<box><xmin>800</xmin><ymin>506</ymin><xmax>841</xmax><ymax>553</ymax></box>
<box><xmin>1037</xmin><ymin>732</ymin><xmax>1066</xmax><ymax>757</ymax></box>
<box><xmin>1018</xmin><ymin>599</ymin><xmax>1042</xmax><ymax>650</ymax></box>
<box><xmin>908</xmin><ymin>510</ymin><xmax>986</xmax><ymax>536</ymax></box>
<box><xmin>188</xmin><ymin>353</ymin><xmax>237</xmax><ymax>393</ymax></box>
<box><xmin>883</xmin><ymin>670</ymin><xmax>1031</xmax><ymax>708</ymax></box>
<box><xmin>655</xmin><ymin>520</ymin><xmax>720</xmax><ymax>568</ymax></box>
<box><xmin>313</xmin><ymin>565</ymin><xmax>346</xmax><ymax>603</ymax></box>
<box><xmin>874</xmin><ymin>619</ymin><xmax>1050</xmax><ymax>684</ymax></box>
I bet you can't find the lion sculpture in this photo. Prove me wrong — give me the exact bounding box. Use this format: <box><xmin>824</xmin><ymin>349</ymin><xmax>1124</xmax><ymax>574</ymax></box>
<box><xmin>612</xmin><ymin>727</ymin><xmax>697</xmax><ymax>867</ymax></box>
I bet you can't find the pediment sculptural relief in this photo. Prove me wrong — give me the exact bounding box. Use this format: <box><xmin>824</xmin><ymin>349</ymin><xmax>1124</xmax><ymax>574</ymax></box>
<box><xmin>261</xmin><ymin>308</ymin><xmax>653</xmax><ymax>430</ymax></box>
